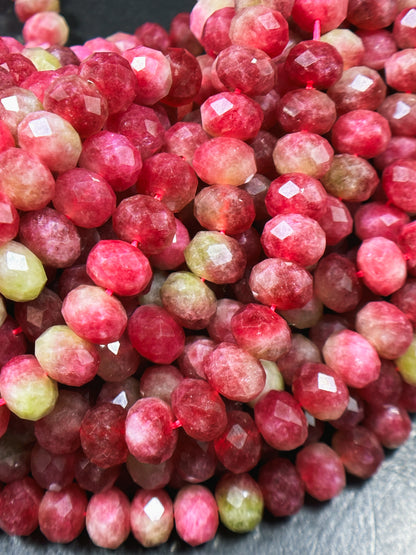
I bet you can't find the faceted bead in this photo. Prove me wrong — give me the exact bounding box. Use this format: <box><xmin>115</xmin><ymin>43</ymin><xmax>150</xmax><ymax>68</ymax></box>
<box><xmin>86</xmin><ymin>240</ymin><xmax>152</xmax><ymax>297</ymax></box>
<box><xmin>130</xmin><ymin>488</ymin><xmax>173</xmax><ymax>548</ymax></box>
<box><xmin>261</xmin><ymin>213</ymin><xmax>326</xmax><ymax>268</ymax></box>
<box><xmin>112</xmin><ymin>195</ymin><xmax>176</xmax><ymax>255</ymax></box>
<box><xmin>207</xmin><ymin>298</ymin><xmax>242</xmax><ymax>344</ymax></box>
<box><xmin>139</xmin><ymin>365</ymin><xmax>183</xmax><ymax>405</ymax></box>
<box><xmin>393</xmin><ymin>7</ymin><xmax>416</xmax><ymax>49</ymax></box>
<box><xmin>382</xmin><ymin>159</ymin><xmax>416</xmax><ymax>213</ymax></box>
<box><xmin>201</xmin><ymin>91</ymin><xmax>263</xmax><ymax>140</ymax></box>
<box><xmin>330</xmin><ymin>394</ymin><xmax>365</xmax><ymax>431</ymax></box>
<box><xmin>265</xmin><ymin>172</ymin><xmax>328</xmax><ymax>221</ymax></box>
<box><xmin>128</xmin><ymin>304</ymin><xmax>185</xmax><ymax>364</ymax></box>
<box><xmin>80</xmin><ymin>403</ymin><xmax>128</xmax><ymax>468</ymax></box>
<box><xmin>0</xmin><ymin>354</ymin><xmax>58</xmax><ymax>421</ymax></box>
<box><xmin>0</xmin><ymin>86</ymin><xmax>42</xmax><ymax>139</ymax></box>
<box><xmin>314</xmin><ymin>253</ymin><xmax>362</xmax><ymax>313</ymax></box>
<box><xmin>204</xmin><ymin>341</ymin><xmax>266</xmax><ymax>402</ymax></box>
<box><xmin>277</xmin><ymin>88</ymin><xmax>336</xmax><ymax>135</ymax></box>
<box><xmin>357</xmin><ymin>29</ymin><xmax>397</xmax><ymax>71</ymax></box>
<box><xmin>74</xmin><ymin>452</ymin><xmax>120</xmax><ymax>494</ymax></box>
<box><xmin>107</xmin><ymin>104</ymin><xmax>165</xmax><ymax>160</ymax></box>
<box><xmin>309</xmin><ymin>313</ymin><xmax>349</xmax><ymax>351</ymax></box>
<box><xmin>284</xmin><ymin>40</ymin><xmax>343</xmax><ymax>90</ymax></box>
<box><xmin>254</xmin><ymin>390</ymin><xmax>308</xmax><ymax>450</ymax></box>
<box><xmin>320</xmin><ymin>29</ymin><xmax>364</xmax><ymax>70</ymax></box>
<box><xmin>97</xmin><ymin>377</ymin><xmax>140</xmax><ymax>410</ymax></box>
<box><xmin>292</xmin><ymin>362</ymin><xmax>349</xmax><ymax>421</ymax></box>
<box><xmin>332</xmin><ymin>426</ymin><xmax>384</xmax><ymax>479</ymax></box>
<box><xmin>0</xmin><ymin>477</ymin><xmax>43</xmax><ymax>536</ymax></box>
<box><xmin>295</xmin><ymin>442</ymin><xmax>346</xmax><ymax>501</ymax></box>
<box><xmin>322</xmin><ymin>329</ymin><xmax>381</xmax><ymax>388</ymax></box>
<box><xmin>162</xmin><ymin>47</ymin><xmax>202</xmax><ymax>107</ymax></box>
<box><xmin>149</xmin><ymin>218</ymin><xmax>190</xmax><ymax>271</ymax></box>
<box><xmin>170</xmin><ymin>378</ymin><xmax>227</xmax><ymax>441</ymax></box>
<box><xmin>22</xmin><ymin>11</ymin><xmax>69</xmax><ymax>46</ymax></box>
<box><xmin>136</xmin><ymin>152</ymin><xmax>198</xmax><ymax>213</ymax></box>
<box><xmin>0</xmin><ymin>419</ymin><xmax>33</xmax><ymax>483</ymax></box>
<box><xmin>347</xmin><ymin>0</ymin><xmax>397</xmax><ymax>30</ymax></box>
<box><xmin>38</xmin><ymin>483</ymin><xmax>87</xmax><ymax>543</ymax></box>
<box><xmin>378</xmin><ymin>93</ymin><xmax>416</xmax><ymax>137</ymax></box>
<box><xmin>292</xmin><ymin>0</ymin><xmax>348</xmax><ymax>33</ymax></box>
<box><xmin>327</xmin><ymin>65</ymin><xmax>386</xmax><ymax>115</ymax></box>
<box><xmin>321</xmin><ymin>154</ymin><xmax>379</xmax><ymax>202</ymax></box>
<box><xmin>249</xmin><ymin>257</ymin><xmax>313</xmax><ymax>310</ymax></box>
<box><xmin>127</xmin><ymin>455</ymin><xmax>173</xmax><ymax>489</ymax></box>
<box><xmin>273</xmin><ymin>131</ymin><xmax>334</xmax><ymax>179</ymax></box>
<box><xmin>279</xmin><ymin>295</ymin><xmax>323</xmax><ymax>330</ymax></box>
<box><xmin>0</xmin><ymin>147</ymin><xmax>55</xmax><ymax>211</ymax></box>
<box><xmin>193</xmin><ymin>136</ymin><xmax>256</xmax><ymax>186</ymax></box>
<box><xmin>164</xmin><ymin>121</ymin><xmax>209</xmax><ymax>165</ymax></box>
<box><xmin>374</xmin><ymin>136</ymin><xmax>416</xmax><ymax>172</ymax></box>
<box><xmin>172</xmin><ymin>430</ymin><xmax>216</xmax><ymax>484</ymax></box>
<box><xmin>354</xmin><ymin>201</ymin><xmax>409</xmax><ymax>242</ymax></box>
<box><xmin>277</xmin><ymin>333</ymin><xmax>321</xmax><ymax>386</ymax></box>
<box><xmin>357</xmin><ymin>359</ymin><xmax>403</xmax><ymax>408</ymax></box>
<box><xmin>396</xmin><ymin>334</ymin><xmax>416</xmax><ymax>386</ymax></box>
<box><xmin>214</xmin><ymin>410</ymin><xmax>261</xmax><ymax>473</ymax></box>
<box><xmin>391</xmin><ymin>278</ymin><xmax>416</xmax><ymax>329</ymax></box>
<box><xmin>34</xmin><ymin>389</ymin><xmax>89</xmax><ymax>455</ymax></box>
<box><xmin>78</xmin><ymin>131</ymin><xmax>142</xmax><ymax>192</ymax></box>
<box><xmin>0</xmin><ymin>191</ymin><xmax>19</xmax><ymax>245</ymax></box>
<box><xmin>86</xmin><ymin>487</ymin><xmax>130</xmax><ymax>549</ymax></box>
<box><xmin>30</xmin><ymin>443</ymin><xmax>75</xmax><ymax>492</ymax></box>
<box><xmin>200</xmin><ymin>7</ymin><xmax>234</xmax><ymax>55</ymax></box>
<box><xmin>62</xmin><ymin>284</ymin><xmax>127</xmax><ymax>344</ymax></box>
<box><xmin>170</xmin><ymin>12</ymin><xmax>203</xmax><ymax>56</ymax></box>
<box><xmin>174</xmin><ymin>485</ymin><xmax>218</xmax><ymax>546</ymax></box>
<box><xmin>385</xmin><ymin>49</ymin><xmax>416</xmax><ymax>93</ymax></box>
<box><xmin>331</xmin><ymin>109</ymin><xmax>391</xmax><ymax>159</ymax></box>
<box><xmin>355</xmin><ymin>301</ymin><xmax>413</xmax><ymax>360</ymax></box>
<box><xmin>356</xmin><ymin>237</ymin><xmax>407</xmax><ymax>296</ymax></box>
<box><xmin>161</xmin><ymin>271</ymin><xmax>217</xmax><ymax>329</ymax></box>
<box><xmin>364</xmin><ymin>404</ymin><xmax>412</xmax><ymax>449</ymax></box>
<box><xmin>229</xmin><ymin>6</ymin><xmax>289</xmax><ymax>57</ymax></box>
<box><xmin>258</xmin><ymin>457</ymin><xmax>304</xmax><ymax>517</ymax></box>
<box><xmin>194</xmin><ymin>184</ymin><xmax>255</xmax><ymax>235</ymax></box>
<box><xmin>214</xmin><ymin>44</ymin><xmax>276</xmax><ymax>97</ymax></box>
<box><xmin>125</xmin><ymin>397</ymin><xmax>177</xmax><ymax>465</ymax></box>
<box><xmin>317</xmin><ymin>195</ymin><xmax>353</xmax><ymax>246</ymax></box>
<box><xmin>178</xmin><ymin>336</ymin><xmax>215</xmax><ymax>379</ymax></box>
<box><xmin>215</xmin><ymin>472</ymin><xmax>263</xmax><ymax>534</ymax></box>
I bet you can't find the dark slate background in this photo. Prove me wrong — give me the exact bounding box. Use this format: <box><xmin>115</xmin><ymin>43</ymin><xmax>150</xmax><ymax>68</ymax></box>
<box><xmin>1</xmin><ymin>1</ymin><xmax>416</xmax><ymax>554</ymax></box>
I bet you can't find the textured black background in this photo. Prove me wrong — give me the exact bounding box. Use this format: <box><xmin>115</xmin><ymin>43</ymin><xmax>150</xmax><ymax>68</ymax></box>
<box><xmin>1</xmin><ymin>1</ymin><xmax>416</xmax><ymax>554</ymax></box>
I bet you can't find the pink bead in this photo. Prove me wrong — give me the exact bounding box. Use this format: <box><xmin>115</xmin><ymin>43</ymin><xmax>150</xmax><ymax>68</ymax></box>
<box><xmin>86</xmin><ymin>487</ymin><xmax>130</xmax><ymax>549</ymax></box>
<box><xmin>261</xmin><ymin>213</ymin><xmax>326</xmax><ymax>268</ymax></box>
<box><xmin>62</xmin><ymin>284</ymin><xmax>127</xmax><ymax>344</ymax></box>
<box><xmin>0</xmin><ymin>190</ymin><xmax>19</xmax><ymax>245</ymax></box>
<box><xmin>356</xmin><ymin>29</ymin><xmax>397</xmax><ymax>71</ymax></box>
<box><xmin>374</xmin><ymin>136</ymin><xmax>416</xmax><ymax>171</ymax></box>
<box><xmin>273</xmin><ymin>131</ymin><xmax>334</xmax><ymax>179</ymax></box>
<box><xmin>393</xmin><ymin>7</ymin><xmax>416</xmax><ymax>49</ymax></box>
<box><xmin>332</xmin><ymin>426</ymin><xmax>384</xmax><ymax>479</ymax></box>
<box><xmin>284</xmin><ymin>40</ymin><xmax>343</xmax><ymax>90</ymax></box>
<box><xmin>214</xmin><ymin>409</ymin><xmax>261</xmax><ymax>473</ymax></box>
<box><xmin>79</xmin><ymin>52</ymin><xmax>137</xmax><ymax>114</ymax></box>
<box><xmin>127</xmin><ymin>456</ymin><xmax>173</xmax><ymax>490</ymax></box>
<box><xmin>391</xmin><ymin>278</ymin><xmax>416</xmax><ymax>329</ymax></box>
<box><xmin>296</xmin><ymin>442</ymin><xmax>346</xmax><ymax>501</ymax></box>
<box><xmin>200</xmin><ymin>7</ymin><xmax>234</xmax><ymax>55</ymax></box>
<box><xmin>170</xmin><ymin>12</ymin><xmax>203</xmax><ymax>56</ymax></box>
<box><xmin>30</xmin><ymin>443</ymin><xmax>75</xmax><ymax>491</ymax></box>
<box><xmin>347</xmin><ymin>0</ymin><xmax>398</xmax><ymax>30</ymax></box>
<box><xmin>328</xmin><ymin>65</ymin><xmax>386</xmax><ymax>114</ymax></box>
<box><xmin>385</xmin><ymin>49</ymin><xmax>416</xmax><ymax>93</ymax></box>
<box><xmin>382</xmin><ymin>159</ymin><xmax>416</xmax><ymax>213</ymax></box>
<box><xmin>135</xmin><ymin>21</ymin><xmax>170</xmax><ymax>51</ymax></box>
<box><xmin>174</xmin><ymin>485</ymin><xmax>218</xmax><ymax>546</ymax></box>
<box><xmin>378</xmin><ymin>93</ymin><xmax>416</xmax><ymax>137</ymax></box>
<box><xmin>292</xmin><ymin>0</ymin><xmax>348</xmax><ymax>33</ymax></box>
<box><xmin>97</xmin><ymin>377</ymin><xmax>140</xmax><ymax>409</ymax></box>
<box><xmin>149</xmin><ymin>218</ymin><xmax>190</xmax><ymax>271</ymax></box>
<box><xmin>80</xmin><ymin>403</ymin><xmax>128</xmax><ymax>468</ymax></box>
<box><xmin>254</xmin><ymin>390</ymin><xmax>308</xmax><ymax>450</ymax></box>
<box><xmin>22</xmin><ymin>12</ymin><xmax>69</xmax><ymax>46</ymax></box>
<box><xmin>331</xmin><ymin>109</ymin><xmax>391</xmax><ymax>159</ymax></box>
<box><xmin>171</xmin><ymin>378</ymin><xmax>227</xmax><ymax>441</ymax></box>
<box><xmin>0</xmin><ymin>477</ymin><xmax>43</xmax><ymax>535</ymax></box>
<box><xmin>356</xmin><ymin>237</ymin><xmax>407</xmax><ymax>296</ymax></box>
<box><xmin>194</xmin><ymin>184</ymin><xmax>255</xmax><ymax>235</ymax></box>
<box><xmin>322</xmin><ymin>329</ymin><xmax>381</xmax><ymax>388</ymax></box>
<box><xmin>355</xmin><ymin>301</ymin><xmax>413</xmax><ymax>360</ymax></box>
<box><xmin>249</xmin><ymin>257</ymin><xmax>313</xmax><ymax>310</ymax></box>
<box><xmin>330</xmin><ymin>394</ymin><xmax>365</xmax><ymax>431</ymax></box>
<box><xmin>139</xmin><ymin>365</ymin><xmax>183</xmax><ymax>405</ymax></box>
<box><xmin>125</xmin><ymin>397</ymin><xmax>177</xmax><ymax>464</ymax></box>
<box><xmin>231</xmin><ymin>303</ymin><xmax>291</xmax><ymax>361</ymax></box>
<box><xmin>364</xmin><ymin>404</ymin><xmax>412</xmax><ymax>449</ymax></box>
<box><xmin>277</xmin><ymin>333</ymin><xmax>321</xmax><ymax>386</ymax></box>
<box><xmin>173</xmin><ymin>430</ymin><xmax>216</xmax><ymax>484</ymax></box>
<box><xmin>130</xmin><ymin>488</ymin><xmax>174</xmax><ymax>547</ymax></box>
<box><xmin>258</xmin><ymin>457</ymin><xmax>304</xmax><ymax>517</ymax></box>
<box><xmin>86</xmin><ymin>240</ymin><xmax>152</xmax><ymax>297</ymax></box>
<box><xmin>207</xmin><ymin>299</ymin><xmax>242</xmax><ymax>344</ymax></box>
<box><xmin>74</xmin><ymin>452</ymin><xmax>120</xmax><ymax>494</ymax></box>
<box><xmin>265</xmin><ymin>172</ymin><xmax>328</xmax><ymax>221</ymax></box>
<box><xmin>277</xmin><ymin>88</ymin><xmax>336</xmax><ymax>135</ymax></box>
<box><xmin>229</xmin><ymin>6</ymin><xmax>289</xmax><ymax>58</ymax></box>
<box><xmin>317</xmin><ymin>195</ymin><xmax>353</xmax><ymax>246</ymax></box>
<box><xmin>128</xmin><ymin>304</ymin><xmax>185</xmax><ymax>364</ymax></box>
<box><xmin>213</xmin><ymin>44</ymin><xmax>276</xmax><ymax>97</ymax></box>
<box><xmin>354</xmin><ymin>201</ymin><xmax>409</xmax><ymax>242</ymax></box>
<box><xmin>0</xmin><ymin>317</ymin><xmax>27</xmax><ymax>368</ymax></box>
<box><xmin>113</xmin><ymin>194</ymin><xmax>176</xmax><ymax>255</ymax></box>
<box><xmin>164</xmin><ymin>121</ymin><xmax>209</xmax><ymax>165</ymax></box>
<box><xmin>358</xmin><ymin>359</ymin><xmax>403</xmax><ymax>407</ymax></box>
<box><xmin>178</xmin><ymin>336</ymin><xmax>215</xmax><ymax>379</ymax></box>
<box><xmin>193</xmin><ymin>136</ymin><xmax>256</xmax><ymax>186</ymax></box>
<box><xmin>38</xmin><ymin>484</ymin><xmax>87</xmax><ymax>543</ymax></box>
<box><xmin>292</xmin><ymin>362</ymin><xmax>349</xmax><ymax>420</ymax></box>
<box><xmin>162</xmin><ymin>47</ymin><xmax>202</xmax><ymax>107</ymax></box>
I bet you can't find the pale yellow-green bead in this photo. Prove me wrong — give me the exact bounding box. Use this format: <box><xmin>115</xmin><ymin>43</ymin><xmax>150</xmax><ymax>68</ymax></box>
<box><xmin>0</xmin><ymin>294</ymin><xmax>6</xmax><ymax>327</ymax></box>
<box><xmin>248</xmin><ymin>360</ymin><xmax>285</xmax><ymax>407</ymax></box>
<box><xmin>396</xmin><ymin>334</ymin><xmax>416</xmax><ymax>385</ymax></box>
<box><xmin>22</xmin><ymin>47</ymin><xmax>62</xmax><ymax>71</ymax></box>
<box><xmin>0</xmin><ymin>240</ymin><xmax>47</xmax><ymax>302</ymax></box>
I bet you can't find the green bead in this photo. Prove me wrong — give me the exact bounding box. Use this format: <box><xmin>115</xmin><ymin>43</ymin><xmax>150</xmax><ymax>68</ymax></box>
<box><xmin>215</xmin><ymin>473</ymin><xmax>264</xmax><ymax>534</ymax></box>
<box><xmin>0</xmin><ymin>240</ymin><xmax>47</xmax><ymax>302</ymax></box>
<box><xmin>397</xmin><ymin>334</ymin><xmax>416</xmax><ymax>385</ymax></box>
